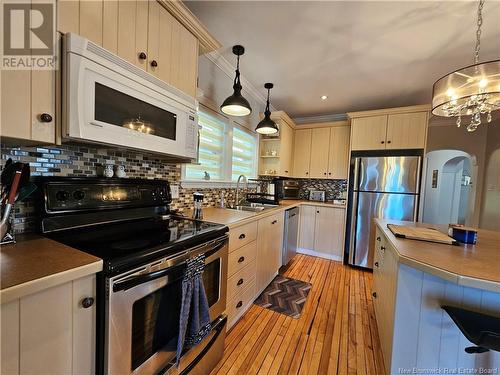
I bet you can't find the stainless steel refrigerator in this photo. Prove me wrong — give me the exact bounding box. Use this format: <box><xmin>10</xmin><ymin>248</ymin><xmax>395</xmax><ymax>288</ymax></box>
<box><xmin>346</xmin><ymin>155</ymin><xmax>421</xmax><ymax>269</ymax></box>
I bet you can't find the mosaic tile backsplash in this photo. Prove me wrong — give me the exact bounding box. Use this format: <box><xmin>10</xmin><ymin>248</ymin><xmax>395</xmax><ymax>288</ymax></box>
<box><xmin>1</xmin><ymin>144</ymin><xmax>346</xmax><ymax>234</ymax></box>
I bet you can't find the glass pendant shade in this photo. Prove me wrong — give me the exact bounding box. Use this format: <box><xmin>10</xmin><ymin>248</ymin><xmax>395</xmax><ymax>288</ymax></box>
<box><xmin>221</xmin><ymin>45</ymin><xmax>252</xmax><ymax>117</ymax></box>
<box><xmin>256</xmin><ymin>83</ymin><xmax>279</xmax><ymax>134</ymax></box>
<box><xmin>432</xmin><ymin>60</ymin><xmax>500</xmax><ymax>131</ymax></box>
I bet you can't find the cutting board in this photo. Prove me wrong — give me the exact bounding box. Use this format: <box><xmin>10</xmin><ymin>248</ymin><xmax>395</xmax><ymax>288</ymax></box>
<box><xmin>387</xmin><ymin>224</ymin><xmax>459</xmax><ymax>246</ymax></box>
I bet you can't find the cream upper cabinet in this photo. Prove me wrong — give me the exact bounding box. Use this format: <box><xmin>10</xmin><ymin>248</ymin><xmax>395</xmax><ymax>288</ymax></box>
<box><xmin>386</xmin><ymin>112</ymin><xmax>428</xmax><ymax>149</ymax></box>
<box><xmin>1</xmin><ymin>67</ymin><xmax>56</xmax><ymax>144</ymax></box>
<box><xmin>278</xmin><ymin>120</ymin><xmax>294</xmax><ymax>176</ymax></box>
<box><xmin>349</xmin><ymin>106</ymin><xmax>430</xmax><ymax>151</ymax></box>
<box><xmin>57</xmin><ymin>0</ymin><xmax>200</xmax><ymax>97</ymax></box>
<box><xmin>292</xmin><ymin>129</ymin><xmax>312</xmax><ymax>178</ymax></box>
<box><xmin>350</xmin><ymin>115</ymin><xmax>388</xmax><ymax>151</ymax></box>
<box><xmin>328</xmin><ymin>126</ymin><xmax>350</xmax><ymax>179</ymax></box>
<box><xmin>309</xmin><ymin>128</ymin><xmax>331</xmax><ymax>178</ymax></box>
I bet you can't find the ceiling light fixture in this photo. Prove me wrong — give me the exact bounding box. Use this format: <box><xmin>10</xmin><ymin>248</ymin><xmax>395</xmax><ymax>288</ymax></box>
<box><xmin>431</xmin><ymin>0</ymin><xmax>499</xmax><ymax>132</ymax></box>
<box><xmin>256</xmin><ymin>83</ymin><xmax>279</xmax><ymax>135</ymax></box>
<box><xmin>220</xmin><ymin>45</ymin><xmax>252</xmax><ymax>117</ymax></box>
<box><xmin>321</xmin><ymin>95</ymin><xmax>328</xmax><ymax>100</ymax></box>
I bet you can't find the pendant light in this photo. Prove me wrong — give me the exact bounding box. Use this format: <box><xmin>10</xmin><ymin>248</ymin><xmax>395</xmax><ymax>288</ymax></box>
<box><xmin>256</xmin><ymin>83</ymin><xmax>279</xmax><ymax>135</ymax></box>
<box><xmin>431</xmin><ymin>0</ymin><xmax>500</xmax><ymax>132</ymax></box>
<box><xmin>220</xmin><ymin>45</ymin><xmax>252</xmax><ymax>117</ymax></box>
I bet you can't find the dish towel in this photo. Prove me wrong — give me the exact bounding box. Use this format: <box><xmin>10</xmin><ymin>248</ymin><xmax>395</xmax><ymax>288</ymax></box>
<box><xmin>176</xmin><ymin>254</ymin><xmax>212</xmax><ymax>365</ymax></box>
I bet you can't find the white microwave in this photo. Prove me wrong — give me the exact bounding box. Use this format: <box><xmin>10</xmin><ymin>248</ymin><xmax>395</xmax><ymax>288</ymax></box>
<box><xmin>62</xmin><ymin>33</ymin><xmax>199</xmax><ymax>161</ymax></box>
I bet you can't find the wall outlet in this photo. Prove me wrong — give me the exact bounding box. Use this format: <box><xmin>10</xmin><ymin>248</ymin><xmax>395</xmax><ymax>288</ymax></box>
<box><xmin>171</xmin><ymin>184</ymin><xmax>179</xmax><ymax>199</ymax></box>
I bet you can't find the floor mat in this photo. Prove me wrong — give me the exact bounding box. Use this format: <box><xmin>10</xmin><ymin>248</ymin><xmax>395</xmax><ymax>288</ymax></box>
<box><xmin>254</xmin><ymin>275</ymin><xmax>312</xmax><ymax>318</ymax></box>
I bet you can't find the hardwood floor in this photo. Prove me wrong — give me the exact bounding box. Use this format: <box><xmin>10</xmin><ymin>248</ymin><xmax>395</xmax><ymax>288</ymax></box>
<box><xmin>212</xmin><ymin>254</ymin><xmax>386</xmax><ymax>375</ymax></box>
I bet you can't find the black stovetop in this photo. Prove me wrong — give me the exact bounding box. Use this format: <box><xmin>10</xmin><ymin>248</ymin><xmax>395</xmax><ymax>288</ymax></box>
<box><xmin>47</xmin><ymin>215</ymin><xmax>227</xmax><ymax>275</ymax></box>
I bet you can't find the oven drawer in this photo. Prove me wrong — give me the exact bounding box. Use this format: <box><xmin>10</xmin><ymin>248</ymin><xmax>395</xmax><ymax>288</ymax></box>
<box><xmin>229</xmin><ymin>222</ymin><xmax>258</xmax><ymax>252</ymax></box>
<box><xmin>227</xmin><ymin>279</ymin><xmax>256</xmax><ymax>327</ymax></box>
<box><xmin>227</xmin><ymin>260</ymin><xmax>257</xmax><ymax>301</ymax></box>
<box><xmin>228</xmin><ymin>240</ymin><xmax>257</xmax><ymax>277</ymax></box>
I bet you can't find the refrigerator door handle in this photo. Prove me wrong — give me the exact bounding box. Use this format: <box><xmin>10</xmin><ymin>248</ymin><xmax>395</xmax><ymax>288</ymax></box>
<box><xmin>348</xmin><ymin>191</ymin><xmax>359</xmax><ymax>265</ymax></box>
<box><xmin>352</xmin><ymin>157</ymin><xmax>361</xmax><ymax>190</ymax></box>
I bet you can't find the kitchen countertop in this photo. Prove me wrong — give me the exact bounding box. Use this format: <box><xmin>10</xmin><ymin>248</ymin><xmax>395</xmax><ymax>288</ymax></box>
<box><xmin>1</xmin><ymin>235</ymin><xmax>103</xmax><ymax>303</ymax></box>
<box><xmin>193</xmin><ymin>199</ymin><xmax>346</xmax><ymax>229</ymax></box>
<box><xmin>375</xmin><ymin>219</ymin><xmax>500</xmax><ymax>293</ymax></box>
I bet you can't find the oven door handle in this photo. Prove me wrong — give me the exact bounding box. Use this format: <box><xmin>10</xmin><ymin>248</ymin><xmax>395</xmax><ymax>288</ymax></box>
<box><xmin>113</xmin><ymin>261</ymin><xmax>186</xmax><ymax>292</ymax></box>
<box><xmin>191</xmin><ymin>235</ymin><xmax>228</xmax><ymax>259</ymax></box>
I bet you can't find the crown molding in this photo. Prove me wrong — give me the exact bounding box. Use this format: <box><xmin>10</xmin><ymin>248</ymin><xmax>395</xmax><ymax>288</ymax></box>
<box><xmin>204</xmin><ymin>50</ymin><xmax>277</xmax><ymax>111</ymax></box>
<box><xmin>158</xmin><ymin>0</ymin><xmax>221</xmax><ymax>54</ymax></box>
<box><xmin>293</xmin><ymin>113</ymin><xmax>348</xmax><ymax>124</ymax></box>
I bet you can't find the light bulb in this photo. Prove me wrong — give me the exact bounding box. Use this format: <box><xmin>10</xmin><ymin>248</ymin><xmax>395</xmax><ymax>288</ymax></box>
<box><xmin>479</xmin><ymin>78</ymin><xmax>488</xmax><ymax>88</ymax></box>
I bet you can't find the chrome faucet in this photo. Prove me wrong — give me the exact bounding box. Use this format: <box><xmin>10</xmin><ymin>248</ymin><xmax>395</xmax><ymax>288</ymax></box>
<box><xmin>235</xmin><ymin>175</ymin><xmax>248</xmax><ymax>207</ymax></box>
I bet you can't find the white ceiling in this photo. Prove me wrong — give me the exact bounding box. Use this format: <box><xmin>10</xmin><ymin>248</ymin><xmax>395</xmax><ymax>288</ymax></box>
<box><xmin>186</xmin><ymin>1</ymin><xmax>500</xmax><ymax>119</ymax></box>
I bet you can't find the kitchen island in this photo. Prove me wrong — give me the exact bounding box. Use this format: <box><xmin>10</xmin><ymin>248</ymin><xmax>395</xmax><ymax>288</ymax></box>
<box><xmin>373</xmin><ymin>219</ymin><xmax>500</xmax><ymax>374</ymax></box>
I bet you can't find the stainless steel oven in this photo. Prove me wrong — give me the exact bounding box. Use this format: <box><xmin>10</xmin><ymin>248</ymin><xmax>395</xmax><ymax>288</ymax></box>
<box><xmin>105</xmin><ymin>235</ymin><xmax>228</xmax><ymax>375</ymax></box>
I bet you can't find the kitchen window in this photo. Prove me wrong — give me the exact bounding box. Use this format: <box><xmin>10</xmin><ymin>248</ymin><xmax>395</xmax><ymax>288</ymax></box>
<box><xmin>183</xmin><ymin>109</ymin><xmax>258</xmax><ymax>183</ymax></box>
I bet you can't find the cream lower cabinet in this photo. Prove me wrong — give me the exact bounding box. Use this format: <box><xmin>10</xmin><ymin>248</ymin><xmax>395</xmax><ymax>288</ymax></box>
<box><xmin>372</xmin><ymin>227</ymin><xmax>398</xmax><ymax>371</ymax></box>
<box><xmin>256</xmin><ymin>212</ymin><xmax>284</xmax><ymax>294</ymax></box>
<box><xmin>1</xmin><ymin>275</ymin><xmax>97</xmax><ymax>375</ymax></box>
<box><xmin>298</xmin><ymin>205</ymin><xmax>345</xmax><ymax>261</ymax></box>
<box><xmin>225</xmin><ymin>212</ymin><xmax>284</xmax><ymax>330</ymax></box>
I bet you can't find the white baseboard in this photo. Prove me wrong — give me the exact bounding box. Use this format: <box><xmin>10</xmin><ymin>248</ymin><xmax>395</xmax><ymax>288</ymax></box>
<box><xmin>297</xmin><ymin>248</ymin><xmax>343</xmax><ymax>262</ymax></box>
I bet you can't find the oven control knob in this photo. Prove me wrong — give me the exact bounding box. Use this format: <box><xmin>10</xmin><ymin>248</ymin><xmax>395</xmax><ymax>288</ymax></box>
<box><xmin>73</xmin><ymin>190</ymin><xmax>85</xmax><ymax>200</ymax></box>
<box><xmin>55</xmin><ymin>190</ymin><xmax>70</xmax><ymax>201</ymax></box>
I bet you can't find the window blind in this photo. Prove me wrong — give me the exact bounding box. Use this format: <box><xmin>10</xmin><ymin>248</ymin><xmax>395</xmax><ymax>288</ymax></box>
<box><xmin>232</xmin><ymin>127</ymin><xmax>257</xmax><ymax>181</ymax></box>
<box><xmin>185</xmin><ymin>112</ymin><xmax>226</xmax><ymax>181</ymax></box>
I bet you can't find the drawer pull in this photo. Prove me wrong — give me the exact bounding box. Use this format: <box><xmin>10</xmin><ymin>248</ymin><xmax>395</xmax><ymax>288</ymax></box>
<box><xmin>374</xmin><ymin>261</ymin><xmax>379</xmax><ymax>268</ymax></box>
<box><xmin>150</xmin><ymin>60</ymin><xmax>158</xmax><ymax>67</ymax></box>
<box><xmin>239</xmin><ymin>233</ymin><xmax>246</xmax><ymax>240</ymax></box>
<box><xmin>40</xmin><ymin>113</ymin><xmax>53</xmax><ymax>123</ymax></box>
<box><xmin>372</xmin><ymin>292</ymin><xmax>377</xmax><ymax>298</ymax></box>
<box><xmin>376</xmin><ymin>236</ymin><xmax>381</xmax><ymax>242</ymax></box>
<box><xmin>271</xmin><ymin>220</ymin><xmax>277</xmax><ymax>225</ymax></box>
<box><xmin>236</xmin><ymin>301</ymin><xmax>243</xmax><ymax>308</ymax></box>
<box><xmin>81</xmin><ymin>297</ymin><xmax>94</xmax><ymax>308</ymax></box>
<box><xmin>138</xmin><ymin>51</ymin><xmax>147</xmax><ymax>60</ymax></box>
<box><xmin>237</xmin><ymin>278</ymin><xmax>244</xmax><ymax>286</ymax></box>
<box><xmin>238</xmin><ymin>256</ymin><xmax>245</xmax><ymax>263</ymax></box>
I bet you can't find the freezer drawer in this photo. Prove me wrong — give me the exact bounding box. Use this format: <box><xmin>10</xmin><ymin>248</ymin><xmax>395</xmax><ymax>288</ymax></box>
<box><xmin>349</xmin><ymin>191</ymin><xmax>417</xmax><ymax>268</ymax></box>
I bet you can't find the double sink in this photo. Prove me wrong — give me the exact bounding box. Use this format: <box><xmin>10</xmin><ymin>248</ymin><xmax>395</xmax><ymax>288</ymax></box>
<box><xmin>229</xmin><ymin>202</ymin><xmax>278</xmax><ymax>212</ymax></box>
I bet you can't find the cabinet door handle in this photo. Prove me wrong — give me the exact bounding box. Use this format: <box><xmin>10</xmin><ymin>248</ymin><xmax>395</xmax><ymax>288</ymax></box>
<box><xmin>376</xmin><ymin>236</ymin><xmax>381</xmax><ymax>242</ymax></box>
<box><xmin>150</xmin><ymin>60</ymin><xmax>158</xmax><ymax>67</ymax></box>
<box><xmin>328</xmin><ymin>172</ymin><xmax>332</xmax><ymax>175</ymax></box>
<box><xmin>324</xmin><ymin>172</ymin><xmax>327</xmax><ymax>176</ymax></box>
<box><xmin>236</xmin><ymin>301</ymin><xmax>243</xmax><ymax>308</ymax></box>
<box><xmin>238</xmin><ymin>256</ymin><xmax>245</xmax><ymax>263</ymax></box>
<box><xmin>380</xmin><ymin>246</ymin><xmax>386</xmax><ymax>251</ymax></box>
<box><xmin>381</xmin><ymin>140</ymin><xmax>385</xmax><ymax>144</ymax></box>
<box><xmin>239</xmin><ymin>233</ymin><xmax>246</xmax><ymax>240</ymax></box>
<box><xmin>285</xmin><ymin>170</ymin><xmax>289</xmax><ymax>173</ymax></box>
<box><xmin>138</xmin><ymin>51</ymin><xmax>147</xmax><ymax>60</ymax></box>
<box><xmin>305</xmin><ymin>172</ymin><xmax>309</xmax><ymax>175</ymax></box>
<box><xmin>271</xmin><ymin>220</ymin><xmax>277</xmax><ymax>225</ymax></box>
<box><xmin>374</xmin><ymin>261</ymin><xmax>379</xmax><ymax>268</ymax></box>
<box><xmin>237</xmin><ymin>278</ymin><xmax>244</xmax><ymax>286</ymax></box>
<box><xmin>81</xmin><ymin>297</ymin><xmax>94</xmax><ymax>308</ymax></box>
<box><xmin>387</xmin><ymin>140</ymin><xmax>391</xmax><ymax>144</ymax></box>
<box><xmin>316</xmin><ymin>210</ymin><xmax>320</xmax><ymax>214</ymax></box>
<box><xmin>40</xmin><ymin>113</ymin><xmax>53</xmax><ymax>123</ymax></box>
<box><xmin>372</xmin><ymin>292</ymin><xmax>377</xmax><ymax>298</ymax></box>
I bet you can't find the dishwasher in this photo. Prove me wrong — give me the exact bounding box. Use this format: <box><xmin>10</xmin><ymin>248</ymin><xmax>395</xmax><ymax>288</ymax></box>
<box><xmin>282</xmin><ymin>207</ymin><xmax>299</xmax><ymax>266</ymax></box>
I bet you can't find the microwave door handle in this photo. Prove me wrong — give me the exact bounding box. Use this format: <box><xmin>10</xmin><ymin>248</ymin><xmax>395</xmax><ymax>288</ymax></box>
<box><xmin>113</xmin><ymin>261</ymin><xmax>186</xmax><ymax>292</ymax></box>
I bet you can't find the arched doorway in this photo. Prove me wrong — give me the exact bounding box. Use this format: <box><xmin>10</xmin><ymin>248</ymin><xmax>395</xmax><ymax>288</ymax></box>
<box><xmin>421</xmin><ymin>150</ymin><xmax>475</xmax><ymax>226</ymax></box>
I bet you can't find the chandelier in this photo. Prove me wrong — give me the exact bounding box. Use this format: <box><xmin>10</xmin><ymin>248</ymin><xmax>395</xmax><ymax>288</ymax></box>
<box><xmin>431</xmin><ymin>0</ymin><xmax>500</xmax><ymax>132</ymax></box>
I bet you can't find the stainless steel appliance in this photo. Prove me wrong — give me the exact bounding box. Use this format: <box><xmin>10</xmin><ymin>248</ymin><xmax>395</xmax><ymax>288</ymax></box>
<box><xmin>283</xmin><ymin>207</ymin><xmax>299</xmax><ymax>266</ymax></box>
<box><xmin>39</xmin><ymin>178</ymin><xmax>228</xmax><ymax>375</ymax></box>
<box><xmin>274</xmin><ymin>178</ymin><xmax>300</xmax><ymax>200</ymax></box>
<box><xmin>345</xmin><ymin>154</ymin><xmax>421</xmax><ymax>269</ymax></box>
<box><xmin>63</xmin><ymin>33</ymin><xmax>199</xmax><ymax>161</ymax></box>
<box><xmin>309</xmin><ymin>190</ymin><xmax>326</xmax><ymax>202</ymax></box>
